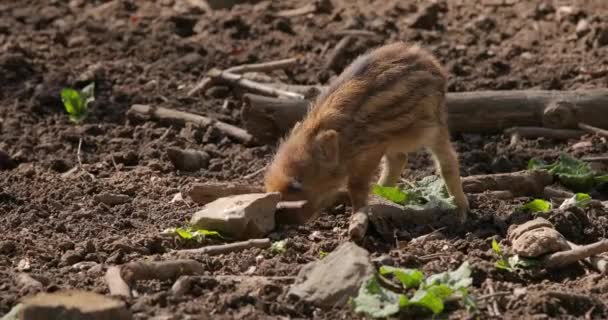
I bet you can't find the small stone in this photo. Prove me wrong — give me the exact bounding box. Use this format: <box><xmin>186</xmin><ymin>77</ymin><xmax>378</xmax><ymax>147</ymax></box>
<box><xmin>17</xmin><ymin>259</ymin><xmax>31</xmax><ymax>271</ymax></box>
<box><xmin>0</xmin><ymin>240</ymin><xmax>16</xmax><ymax>254</ymax></box>
<box><xmin>288</xmin><ymin>242</ymin><xmax>375</xmax><ymax>307</ymax></box>
<box><xmin>166</xmin><ymin>147</ymin><xmax>210</xmax><ymax>172</ymax></box>
<box><xmin>409</xmin><ymin>2</ymin><xmax>444</xmax><ymax>30</ymax></box>
<box><xmin>61</xmin><ymin>250</ymin><xmax>84</xmax><ymax>266</ymax></box>
<box><xmin>93</xmin><ymin>193</ymin><xmax>132</xmax><ymax>206</ymax></box>
<box><xmin>576</xmin><ymin>19</ymin><xmax>590</xmax><ymax>37</ymax></box>
<box><xmin>0</xmin><ymin>149</ymin><xmax>16</xmax><ymax>170</ymax></box>
<box><xmin>372</xmin><ymin>254</ymin><xmax>394</xmax><ymax>266</ymax></box>
<box><xmin>508</xmin><ymin>218</ymin><xmax>570</xmax><ymax>258</ymax></box>
<box><xmin>190</xmin><ymin>193</ymin><xmax>280</xmax><ymax>240</ymax></box>
<box><xmin>170</xmin><ymin>192</ymin><xmax>184</xmax><ymax>203</ymax></box>
<box><xmin>596</xmin><ymin>25</ymin><xmax>608</xmax><ymax>46</ymax></box>
<box><xmin>19</xmin><ymin>290</ymin><xmax>132</xmax><ymax>320</ymax></box>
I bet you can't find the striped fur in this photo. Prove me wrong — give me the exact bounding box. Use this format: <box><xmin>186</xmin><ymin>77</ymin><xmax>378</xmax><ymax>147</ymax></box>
<box><xmin>264</xmin><ymin>42</ymin><xmax>469</xmax><ymax>225</ymax></box>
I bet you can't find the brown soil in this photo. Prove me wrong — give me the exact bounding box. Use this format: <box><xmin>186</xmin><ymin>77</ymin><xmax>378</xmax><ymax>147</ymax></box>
<box><xmin>2</xmin><ymin>0</ymin><xmax>608</xmax><ymax>319</ymax></box>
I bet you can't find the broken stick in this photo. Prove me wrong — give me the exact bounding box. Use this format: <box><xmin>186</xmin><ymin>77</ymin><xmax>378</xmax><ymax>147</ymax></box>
<box><xmin>241</xmin><ymin>90</ymin><xmax>608</xmax><ymax>144</ymax></box>
<box><xmin>544</xmin><ymin>240</ymin><xmax>608</xmax><ymax>268</ymax></box>
<box><xmin>176</xmin><ymin>238</ymin><xmax>271</xmax><ymax>255</ymax></box>
<box><xmin>324</xmin><ymin>36</ymin><xmax>355</xmax><ymax>71</ymax></box>
<box><xmin>105</xmin><ymin>266</ymin><xmax>132</xmax><ymax>298</ymax></box>
<box><xmin>579</xmin><ymin>122</ymin><xmax>608</xmax><ymax>139</ymax></box>
<box><xmin>188</xmin><ymin>57</ymin><xmax>301</xmax><ymax>96</ymax></box>
<box><xmin>127</xmin><ymin>104</ymin><xmax>253</xmax><ymax>144</ymax></box>
<box><xmin>207</xmin><ymin>68</ymin><xmax>304</xmax><ymax>100</ymax></box>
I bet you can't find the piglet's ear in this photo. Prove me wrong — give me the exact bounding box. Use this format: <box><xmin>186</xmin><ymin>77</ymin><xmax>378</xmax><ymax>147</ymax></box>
<box><xmin>313</xmin><ymin>130</ymin><xmax>339</xmax><ymax>168</ymax></box>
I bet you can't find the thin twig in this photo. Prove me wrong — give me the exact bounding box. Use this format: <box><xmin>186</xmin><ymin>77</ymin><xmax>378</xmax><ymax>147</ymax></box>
<box><xmin>175</xmin><ymin>238</ymin><xmax>271</xmax><ymax>255</ymax></box>
<box><xmin>324</xmin><ymin>36</ymin><xmax>355</xmax><ymax>71</ymax></box>
<box><xmin>487</xmin><ymin>279</ymin><xmax>501</xmax><ymax>316</ymax></box>
<box><xmin>582</xmin><ymin>156</ymin><xmax>608</xmax><ymax>162</ymax></box>
<box><xmin>225</xmin><ymin>57</ymin><xmax>299</xmax><ymax>74</ymax></box>
<box><xmin>579</xmin><ymin>122</ymin><xmax>608</xmax><ymax>138</ymax></box>
<box><xmin>335</xmin><ymin>29</ymin><xmax>380</xmax><ymax>38</ymax></box>
<box><xmin>207</xmin><ymin>68</ymin><xmax>304</xmax><ymax>100</ymax></box>
<box><xmin>276</xmin><ymin>3</ymin><xmax>317</xmax><ymax>17</ymax></box>
<box><xmin>477</xmin><ymin>291</ymin><xmax>511</xmax><ymax>301</ymax></box>
<box><xmin>76</xmin><ymin>137</ymin><xmax>95</xmax><ymax>180</ymax></box>
<box><xmin>242</xmin><ymin>165</ymin><xmax>267</xmax><ymax>179</ymax></box>
<box><xmin>110</xmin><ymin>152</ymin><xmax>119</xmax><ymax>172</ymax></box>
<box><xmin>504</xmin><ymin>126</ymin><xmax>584</xmax><ymax>141</ymax></box>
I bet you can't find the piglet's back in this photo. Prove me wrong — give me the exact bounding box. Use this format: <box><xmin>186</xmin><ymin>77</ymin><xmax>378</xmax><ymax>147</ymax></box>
<box><xmin>301</xmin><ymin>42</ymin><xmax>448</xmax><ymax>152</ymax></box>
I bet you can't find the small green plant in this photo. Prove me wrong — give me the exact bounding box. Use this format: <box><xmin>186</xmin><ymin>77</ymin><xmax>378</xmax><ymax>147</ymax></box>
<box><xmin>319</xmin><ymin>250</ymin><xmax>328</xmax><ymax>258</ymax></box>
<box><xmin>351</xmin><ymin>261</ymin><xmax>476</xmax><ymax>318</ymax></box>
<box><xmin>529</xmin><ymin>154</ymin><xmax>608</xmax><ymax>192</ymax></box>
<box><xmin>162</xmin><ymin>226</ymin><xmax>223</xmax><ymax>243</ymax></box>
<box><xmin>521</xmin><ymin>199</ymin><xmax>552</xmax><ymax>214</ymax></box>
<box><xmin>61</xmin><ymin>82</ymin><xmax>95</xmax><ymax>123</ymax></box>
<box><xmin>270</xmin><ymin>240</ymin><xmax>287</xmax><ymax>254</ymax></box>
<box><xmin>372</xmin><ymin>175</ymin><xmax>457</xmax><ymax>211</ymax></box>
<box><xmin>491</xmin><ymin>239</ymin><xmax>539</xmax><ymax>272</ymax></box>
<box><xmin>559</xmin><ymin>192</ymin><xmax>591</xmax><ymax>210</ymax></box>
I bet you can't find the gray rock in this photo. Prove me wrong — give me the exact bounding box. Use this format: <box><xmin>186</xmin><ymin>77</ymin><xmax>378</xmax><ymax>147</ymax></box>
<box><xmin>190</xmin><ymin>193</ymin><xmax>280</xmax><ymax>240</ymax></box>
<box><xmin>288</xmin><ymin>242</ymin><xmax>375</xmax><ymax>307</ymax></box>
<box><xmin>93</xmin><ymin>193</ymin><xmax>131</xmax><ymax>206</ymax></box>
<box><xmin>18</xmin><ymin>290</ymin><xmax>132</xmax><ymax>320</ymax></box>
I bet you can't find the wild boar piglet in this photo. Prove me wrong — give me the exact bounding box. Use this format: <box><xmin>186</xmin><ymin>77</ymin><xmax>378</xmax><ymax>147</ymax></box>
<box><xmin>264</xmin><ymin>42</ymin><xmax>469</xmax><ymax>224</ymax></box>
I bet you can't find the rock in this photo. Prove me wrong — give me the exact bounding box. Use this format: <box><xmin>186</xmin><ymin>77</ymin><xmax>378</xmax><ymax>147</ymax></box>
<box><xmin>18</xmin><ymin>290</ymin><xmax>132</xmax><ymax>320</ymax></box>
<box><xmin>576</xmin><ymin>19</ymin><xmax>590</xmax><ymax>37</ymax></box>
<box><xmin>15</xmin><ymin>273</ymin><xmax>46</xmax><ymax>291</ymax></box>
<box><xmin>0</xmin><ymin>149</ymin><xmax>16</xmax><ymax>170</ymax></box>
<box><xmin>61</xmin><ymin>249</ymin><xmax>84</xmax><ymax>266</ymax></box>
<box><xmin>288</xmin><ymin>242</ymin><xmax>375</xmax><ymax>307</ymax></box>
<box><xmin>409</xmin><ymin>2</ymin><xmax>444</xmax><ymax>30</ymax></box>
<box><xmin>596</xmin><ymin>25</ymin><xmax>608</xmax><ymax>47</ymax></box>
<box><xmin>190</xmin><ymin>192</ymin><xmax>280</xmax><ymax>240</ymax></box>
<box><xmin>166</xmin><ymin>147</ymin><xmax>209</xmax><ymax>172</ymax></box>
<box><xmin>508</xmin><ymin>217</ymin><xmax>570</xmax><ymax>258</ymax></box>
<box><xmin>93</xmin><ymin>193</ymin><xmax>132</xmax><ymax>206</ymax></box>
<box><xmin>0</xmin><ymin>240</ymin><xmax>16</xmax><ymax>254</ymax></box>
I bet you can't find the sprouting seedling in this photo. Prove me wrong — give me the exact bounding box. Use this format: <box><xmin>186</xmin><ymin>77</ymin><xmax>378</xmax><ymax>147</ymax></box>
<box><xmin>61</xmin><ymin>82</ymin><xmax>95</xmax><ymax>123</ymax></box>
<box><xmin>491</xmin><ymin>239</ymin><xmax>539</xmax><ymax>272</ymax></box>
<box><xmin>270</xmin><ymin>240</ymin><xmax>287</xmax><ymax>254</ymax></box>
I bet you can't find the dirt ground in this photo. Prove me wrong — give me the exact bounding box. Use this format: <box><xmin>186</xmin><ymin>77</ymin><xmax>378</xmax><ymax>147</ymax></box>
<box><xmin>2</xmin><ymin>0</ymin><xmax>608</xmax><ymax>319</ymax></box>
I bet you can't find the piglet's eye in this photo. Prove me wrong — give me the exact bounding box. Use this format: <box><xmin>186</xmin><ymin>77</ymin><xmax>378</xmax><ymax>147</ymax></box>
<box><xmin>287</xmin><ymin>179</ymin><xmax>302</xmax><ymax>193</ymax></box>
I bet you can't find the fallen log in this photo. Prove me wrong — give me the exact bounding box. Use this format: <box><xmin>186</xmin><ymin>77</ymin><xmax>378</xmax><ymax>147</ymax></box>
<box><xmin>127</xmin><ymin>104</ymin><xmax>253</xmax><ymax>144</ymax></box>
<box><xmin>240</xmin><ymin>90</ymin><xmax>608</xmax><ymax>144</ymax></box>
<box><xmin>504</xmin><ymin>126</ymin><xmax>584</xmax><ymax>141</ymax></box>
<box><xmin>461</xmin><ymin>170</ymin><xmax>553</xmax><ymax>197</ymax></box>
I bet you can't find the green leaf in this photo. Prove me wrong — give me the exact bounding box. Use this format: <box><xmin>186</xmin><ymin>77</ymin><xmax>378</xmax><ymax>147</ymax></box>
<box><xmin>175</xmin><ymin>227</ymin><xmax>194</xmax><ymax>240</ymax></box>
<box><xmin>522</xmin><ymin>199</ymin><xmax>551</xmax><ymax>213</ymax></box>
<box><xmin>410</xmin><ymin>286</ymin><xmax>449</xmax><ymax>314</ymax></box>
<box><xmin>162</xmin><ymin>226</ymin><xmax>223</xmax><ymax>242</ymax></box>
<box><xmin>425</xmin><ymin>261</ymin><xmax>473</xmax><ymax>291</ymax></box>
<box><xmin>80</xmin><ymin>82</ymin><xmax>95</xmax><ymax>106</ymax></box>
<box><xmin>270</xmin><ymin>240</ymin><xmax>287</xmax><ymax>254</ymax></box>
<box><xmin>559</xmin><ymin>193</ymin><xmax>591</xmax><ymax>210</ymax></box>
<box><xmin>595</xmin><ymin>175</ymin><xmax>608</xmax><ymax>184</ymax></box>
<box><xmin>491</xmin><ymin>239</ymin><xmax>502</xmax><ymax>255</ymax></box>
<box><xmin>372</xmin><ymin>185</ymin><xmax>408</xmax><ymax>204</ymax></box>
<box><xmin>495</xmin><ymin>259</ymin><xmax>513</xmax><ymax>272</ymax></box>
<box><xmin>508</xmin><ymin>255</ymin><xmax>540</xmax><ymax>269</ymax></box>
<box><xmin>530</xmin><ymin>154</ymin><xmax>604</xmax><ymax>192</ymax></box>
<box><xmin>352</xmin><ymin>276</ymin><xmax>405</xmax><ymax>318</ymax></box>
<box><xmin>319</xmin><ymin>250</ymin><xmax>328</xmax><ymax>258</ymax></box>
<box><xmin>61</xmin><ymin>83</ymin><xmax>95</xmax><ymax>123</ymax></box>
<box><xmin>379</xmin><ymin>266</ymin><xmax>424</xmax><ymax>289</ymax></box>
<box><xmin>402</xmin><ymin>175</ymin><xmax>457</xmax><ymax>210</ymax></box>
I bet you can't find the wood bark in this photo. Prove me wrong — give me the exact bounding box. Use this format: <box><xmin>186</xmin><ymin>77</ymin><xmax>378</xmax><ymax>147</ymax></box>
<box><xmin>241</xmin><ymin>90</ymin><xmax>608</xmax><ymax>144</ymax></box>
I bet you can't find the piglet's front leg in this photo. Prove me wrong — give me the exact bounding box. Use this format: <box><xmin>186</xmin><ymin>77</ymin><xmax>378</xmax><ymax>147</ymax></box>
<box><xmin>347</xmin><ymin>150</ymin><xmax>384</xmax><ymax>214</ymax></box>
